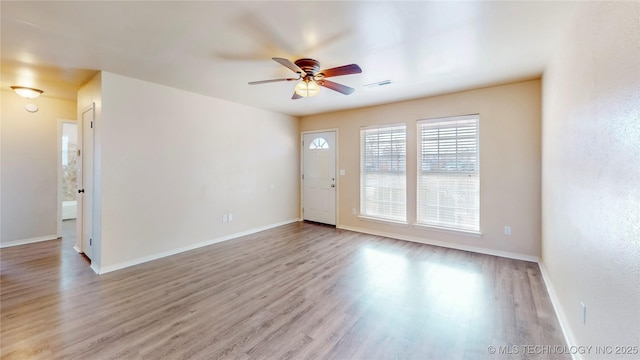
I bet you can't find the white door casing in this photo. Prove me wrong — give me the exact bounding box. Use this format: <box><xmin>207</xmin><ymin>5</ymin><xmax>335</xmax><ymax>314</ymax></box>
<box><xmin>79</xmin><ymin>105</ymin><xmax>94</xmax><ymax>260</ymax></box>
<box><xmin>302</xmin><ymin>131</ymin><xmax>336</xmax><ymax>225</ymax></box>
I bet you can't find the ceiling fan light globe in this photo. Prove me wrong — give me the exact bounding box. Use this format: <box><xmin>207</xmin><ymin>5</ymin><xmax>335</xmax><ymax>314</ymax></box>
<box><xmin>295</xmin><ymin>80</ymin><xmax>320</xmax><ymax>97</ymax></box>
<box><xmin>307</xmin><ymin>80</ymin><xmax>320</xmax><ymax>97</ymax></box>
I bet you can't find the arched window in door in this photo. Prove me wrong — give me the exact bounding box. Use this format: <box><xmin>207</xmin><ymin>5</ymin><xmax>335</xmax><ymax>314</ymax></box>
<box><xmin>309</xmin><ymin>137</ymin><xmax>329</xmax><ymax>150</ymax></box>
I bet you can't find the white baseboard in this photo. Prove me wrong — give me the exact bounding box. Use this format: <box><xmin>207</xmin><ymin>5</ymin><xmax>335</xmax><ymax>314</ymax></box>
<box><xmin>538</xmin><ymin>261</ymin><xmax>580</xmax><ymax>360</ymax></box>
<box><xmin>97</xmin><ymin>218</ymin><xmax>301</xmax><ymax>274</ymax></box>
<box><xmin>89</xmin><ymin>261</ymin><xmax>101</xmax><ymax>275</ymax></box>
<box><xmin>337</xmin><ymin>224</ymin><xmax>539</xmax><ymax>263</ymax></box>
<box><xmin>90</xmin><ymin>262</ymin><xmax>101</xmax><ymax>275</ymax></box>
<box><xmin>0</xmin><ymin>234</ymin><xmax>59</xmax><ymax>248</ymax></box>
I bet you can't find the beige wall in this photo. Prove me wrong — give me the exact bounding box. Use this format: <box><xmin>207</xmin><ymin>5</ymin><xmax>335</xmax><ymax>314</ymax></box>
<box><xmin>300</xmin><ymin>79</ymin><xmax>542</xmax><ymax>259</ymax></box>
<box><xmin>541</xmin><ymin>1</ymin><xmax>640</xmax><ymax>355</ymax></box>
<box><xmin>1</xmin><ymin>90</ymin><xmax>76</xmax><ymax>245</ymax></box>
<box><xmin>95</xmin><ymin>72</ymin><xmax>299</xmax><ymax>272</ymax></box>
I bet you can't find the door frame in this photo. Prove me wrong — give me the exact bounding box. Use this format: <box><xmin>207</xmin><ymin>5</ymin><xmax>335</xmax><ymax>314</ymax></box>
<box><xmin>76</xmin><ymin>104</ymin><xmax>95</xmax><ymax>257</ymax></box>
<box><xmin>56</xmin><ymin>119</ymin><xmax>78</xmax><ymax>239</ymax></box>
<box><xmin>300</xmin><ymin>128</ymin><xmax>339</xmax><ymax>225</ymax></box>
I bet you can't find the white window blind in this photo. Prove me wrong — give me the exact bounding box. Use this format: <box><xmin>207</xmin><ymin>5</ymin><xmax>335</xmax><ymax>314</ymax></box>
<box><xmin>417</xmin><ymin>115</ymin><xmax>479</xmax><ymax>231</ymax></box>
<box><xmin>360</xmin><ymin>124</ymin><xmax>406</xmax><ymax>222</ymax></box>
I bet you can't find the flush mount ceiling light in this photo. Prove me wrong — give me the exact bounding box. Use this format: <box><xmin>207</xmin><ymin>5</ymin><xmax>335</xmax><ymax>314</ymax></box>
<box><xmin>10</xmin><ymin>86</ymin><xmax>44</xmax><ymax>99</ymax></box>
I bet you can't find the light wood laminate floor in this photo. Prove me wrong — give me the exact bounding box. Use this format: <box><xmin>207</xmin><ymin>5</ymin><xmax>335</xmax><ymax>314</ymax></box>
<box><xmin>1</xmin><ymin>220</ymin><xmax>568</xmax><ymax>359</ymax></box>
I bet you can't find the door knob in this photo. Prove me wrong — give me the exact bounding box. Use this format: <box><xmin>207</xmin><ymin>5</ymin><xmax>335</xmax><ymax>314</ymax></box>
<box><xmin>331</xmin><ymin>184</ymin><xmax>335</xmax><ymax>188</ymax></box>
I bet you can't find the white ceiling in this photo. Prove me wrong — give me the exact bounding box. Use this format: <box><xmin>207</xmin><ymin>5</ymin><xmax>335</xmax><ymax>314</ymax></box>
<box><xmin>1</xmin><ymin>1</ymin><xmax>576</xmax><ymax>117</ymax></box>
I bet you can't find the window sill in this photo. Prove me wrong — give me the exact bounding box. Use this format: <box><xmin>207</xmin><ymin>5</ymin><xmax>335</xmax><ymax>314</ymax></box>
<box><xmin>357</xmin><ymin>215</ymin><xmax>409</xmax><ymax>227</ymax></box>
<box><xmin>413</xmin><ymin>223</ymin><xmax>482</xmax><ymax>238</ymax></box>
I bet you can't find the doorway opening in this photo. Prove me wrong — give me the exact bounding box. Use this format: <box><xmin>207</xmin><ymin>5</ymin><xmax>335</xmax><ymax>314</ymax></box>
<box><xmin>57</xmin><ymin>120</ymin><xmax>78</xmax><ymax>241</ymax></box>
<box><xmin>61</xmin><ymin>122</ymin><xmax>78</xmax><ymax>220</ymax></box>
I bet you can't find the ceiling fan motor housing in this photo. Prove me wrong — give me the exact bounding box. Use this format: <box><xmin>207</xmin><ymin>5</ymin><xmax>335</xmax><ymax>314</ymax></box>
<box><xmin>294</xmin><ymin>58</ymin><xmax>321</xmax><ymax>76</ymax></box>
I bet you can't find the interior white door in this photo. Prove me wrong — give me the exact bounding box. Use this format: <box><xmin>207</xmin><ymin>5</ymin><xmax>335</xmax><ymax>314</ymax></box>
<box><xmin>80</xmin><ymin>106</ymin><xmax>94</xmax><ymax>260</ymax></box>
<box><xmin>303</xmin><ymin>131</ymin><xmax>336</xmax><ymax>225</ymax></box>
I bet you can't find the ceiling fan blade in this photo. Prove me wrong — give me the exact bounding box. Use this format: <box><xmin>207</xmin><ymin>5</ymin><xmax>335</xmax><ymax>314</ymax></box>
<box><xmin>248</xmin><ymin>78</ymin><xmax>298</xmax><ymax>85</ymax></box>
<box><xmin>318</xmin><ymin>64</ymin><xmax>362</xmax><ymax>78</ymax></box>
<box><xmin>273</xmin><ymin>57</ymin><xmax>304</xmax><ymax>74</ymax></box>
<box><xmin>317</xmin><ymin>79</ymin><xmax>355</xmax><ymax>95</ymax></box>
<box><xmin>292</xmin><ymin>92</ymin><xmax>302</xmax><ymax>100</ymax></box>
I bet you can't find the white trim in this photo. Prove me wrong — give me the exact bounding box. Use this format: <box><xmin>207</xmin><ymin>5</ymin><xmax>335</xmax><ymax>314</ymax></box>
<box><xmin>357</xmin><ymin>215</ymin><xmax>408</xmax><ymax>227</ymax></box>
<box><xmin>1</xmin><ymin>234</ymin><xmax>59</xmax><ymax>248</ymax></box>
<box><xmin>360</xmin><ymin>122</ymin><xmax>406</xmax><ymax>131</ymax></box>
<box><xmin>538</xmin><ymin>261</ymin><xmax>580</xmax><ymax>360</ymax></box>
<box><xmin>90</xmin><ymin>262</ymin><xmax>100</xmax><ymax>275</ymax></box>
<box><xmin>359</xmin><ymin>124</ymin><xmax>408</xmax><ymax>222</ymax></box>
<box><xmin>413</xmin><ymin>223</ymin><xmax>482</xmax><ymax>237</ymax></box>
<box><xmin>337</xmin><ymin>224</ymin><xmax>539</xmax><ymax>263</ymax></box>
<box><xmin>416</xmin><ymin>113</ymin><xmax>481</xmax><ymax>123</ymax></box>
<box><xmin>95</xmin><ymin>218</ymin><xmax>301</xmax><ymax>274</ymax></box>
<box><xmin>416</xmin><ymin>114</ymin><xmax>481</xmax><ymax>232</ymax></box>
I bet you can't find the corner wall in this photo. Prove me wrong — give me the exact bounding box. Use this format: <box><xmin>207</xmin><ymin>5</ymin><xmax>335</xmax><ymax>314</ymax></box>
<box><xmin>541</xmin><ymin>1</ymin><xmax>640</xmax><ymax>356</ymax></box>
<box><xmin>97</xmin><ymin>72</ymin><xmax>299</xmax><ymax>271</ymax></box>
<box><xmin>1</xmin><ymin>91</ymin><xmax>76</xmax><ymax>246</ymax></box>
<box><xmin>300</xmin><ymin>79</ymin><xmax>542</xmax><ymax>260</ymax></box>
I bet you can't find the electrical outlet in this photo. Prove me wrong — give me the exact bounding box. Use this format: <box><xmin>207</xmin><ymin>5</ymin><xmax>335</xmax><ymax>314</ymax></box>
<box><xmin>222</xmin><ymin>214</ymin><xmax>228</xmax><ymax>223</ymax></box>
<box><xmin>504</xmin><ymin>226</ymin><xmax>512</xmax><ymax>235</ymax></box>
<box><xmin>581</xmin><ymin>302</ymin><xmax>586</xmax><ymax>324</ymax></box>
<box><xmin>228</xmin><ymin>213</ymin><xmax>233</xmax><ymax>222</ymax></box>
<box><xmin>352</xmin><ymin>208</ymin><xmax>357</xmax><ymax>215</ymax></box>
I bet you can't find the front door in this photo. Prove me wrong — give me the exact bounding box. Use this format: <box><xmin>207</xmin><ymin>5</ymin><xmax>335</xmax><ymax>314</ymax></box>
<box><xmin>302</xmin><ymin>131</ymin><xmax>336</xmax><ymax>225</ymax></box>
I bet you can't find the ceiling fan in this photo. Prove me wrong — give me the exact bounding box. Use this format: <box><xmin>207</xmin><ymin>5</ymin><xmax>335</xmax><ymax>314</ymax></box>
<box><xmin>249</xmin><ymin>58</ymin><xmax>362</xmax><ymax>99</ymax></box>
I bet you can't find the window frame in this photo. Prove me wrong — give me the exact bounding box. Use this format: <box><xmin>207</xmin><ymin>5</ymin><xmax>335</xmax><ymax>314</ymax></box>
<box><xmin>359</xmin><ymin>123</ymin><xmax>408</xmax><ymax>224</ymax></box>
<box><xmin>416</xmin><ymin>114</ymin><xmax>480</xmax><ymax>233</ymax></box>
